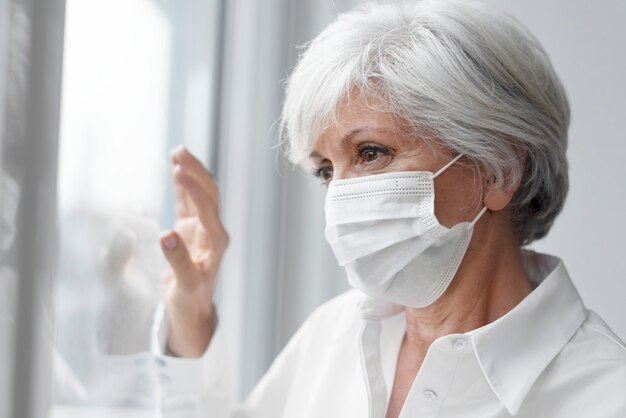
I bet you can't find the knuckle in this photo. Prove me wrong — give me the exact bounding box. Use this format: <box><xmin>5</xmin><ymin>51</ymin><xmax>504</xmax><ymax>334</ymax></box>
<box><xmin>170</xmin><ymin>248</ymin><xmax>191</xmax><ymax>269</ymax></box>
<box><xmin>206</xmin><ymin>181</ymin><xmax>219</xmax><ymax>199</ymax></box>
<box><xmin>222</xmin><ymin>231</ymin><xmax>230</xmax><ymax>247</ymax></box>
<box><xmin>203</xmin><ymin>171</ymin><xmax>218</xmax><ymax>188</ymax></box>
<box><xmin>207</xmin><ymin>234</ymin><xmax>228</xmax><ymax>255</ymax></box>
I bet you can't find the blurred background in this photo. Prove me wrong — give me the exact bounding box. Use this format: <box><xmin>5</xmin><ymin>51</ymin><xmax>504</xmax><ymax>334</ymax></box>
<box><xmin>1</xmin><ymin>0</ymin><xmax>624</xmax><ymax>417</ymax></box>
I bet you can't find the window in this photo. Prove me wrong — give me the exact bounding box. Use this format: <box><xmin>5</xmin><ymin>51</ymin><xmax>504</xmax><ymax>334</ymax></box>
<box><xmin>2</xmin><ymin>0</ymin><xmax>355</xmax><ymax>416</ymax></box>
<box><xmin>52</xmin><ymin>0</ymin><xmax>224</xmax><ymax>415</ymax></box>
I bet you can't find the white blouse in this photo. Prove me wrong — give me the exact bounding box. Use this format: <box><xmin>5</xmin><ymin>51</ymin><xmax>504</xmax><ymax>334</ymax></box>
<box><xmin>155</xmin><ymin>252</ymin><xmax>626</xmax><ymax>417</ymax></box>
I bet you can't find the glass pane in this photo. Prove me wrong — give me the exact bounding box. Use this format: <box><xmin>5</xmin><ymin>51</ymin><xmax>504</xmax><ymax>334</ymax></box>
<box><xmin>51</xmin><ymin>0</ymin><xmax>221</xmax><ymax>416</ymax></box>
<box><xmin>1</xmin><ymin>2</ymin><xmax>19</xmax><ymax>416</ymax></box>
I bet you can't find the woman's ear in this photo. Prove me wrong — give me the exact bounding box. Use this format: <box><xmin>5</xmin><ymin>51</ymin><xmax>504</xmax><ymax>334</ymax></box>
<box><xmin>483</xmin><ymin>170</ymin><xmax>524</xmax><ymax>212</ymax></box>
<box><xmin>484</xmin><ymin>186</ymin><xmax>516</xmax><ymax>212</ymax></box>
<box><xmin>483</xmin><ymin>148</ymin><xmax>526</xmax><ymax>212</ymax></box>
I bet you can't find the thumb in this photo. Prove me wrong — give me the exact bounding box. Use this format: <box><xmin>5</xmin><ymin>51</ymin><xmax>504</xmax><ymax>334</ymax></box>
<box><xmin>159</xmin><ymin>230</ymin><xmax>198</xmax><ymax>291</ymax></box>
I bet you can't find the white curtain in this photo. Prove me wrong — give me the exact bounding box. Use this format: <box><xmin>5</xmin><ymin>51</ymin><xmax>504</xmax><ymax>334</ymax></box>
<box><xmin>0</xmin><ymin>1</ymin><xmax>65</xmax><ymax>417</ymax></box>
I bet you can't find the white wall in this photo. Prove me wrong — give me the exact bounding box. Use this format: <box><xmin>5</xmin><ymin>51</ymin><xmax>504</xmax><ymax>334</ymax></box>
<box><xmin>477</xmin><ymin>0</ymin><xmax>626</xmax><ymax>340</ymax></box>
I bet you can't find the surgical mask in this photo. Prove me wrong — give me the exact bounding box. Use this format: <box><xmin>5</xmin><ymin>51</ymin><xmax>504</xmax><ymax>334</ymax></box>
<box><xmin>324</xmin><ymin>154</ymin><xmax>487</xmax><ymax>308</ymax></box>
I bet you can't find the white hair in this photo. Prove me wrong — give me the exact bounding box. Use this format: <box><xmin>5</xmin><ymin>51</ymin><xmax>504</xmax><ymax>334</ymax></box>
<box><xmin>280</xmin><ymin>0</ymin><xmax>570</xmax><ymax>245</ymax></box>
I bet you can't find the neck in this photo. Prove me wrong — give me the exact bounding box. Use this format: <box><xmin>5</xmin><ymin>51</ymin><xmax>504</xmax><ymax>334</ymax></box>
<box><xmin>403</xmin><ymin>217</ymin><xmax>533</xmax><ymax>350</ymax></box>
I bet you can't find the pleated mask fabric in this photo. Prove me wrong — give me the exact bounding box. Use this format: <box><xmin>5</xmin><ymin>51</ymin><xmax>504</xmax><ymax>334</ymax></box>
<box><xmin>324</xmin><ymin>157</ymin><xmax>486</xmax><ymax>308</ymax></box>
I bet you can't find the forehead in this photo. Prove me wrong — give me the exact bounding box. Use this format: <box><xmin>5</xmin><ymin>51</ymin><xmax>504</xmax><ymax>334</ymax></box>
<box><xmin>309</xmin><ymin>93</ymin><xmax>407</xmax><ymax>155</ymax></box>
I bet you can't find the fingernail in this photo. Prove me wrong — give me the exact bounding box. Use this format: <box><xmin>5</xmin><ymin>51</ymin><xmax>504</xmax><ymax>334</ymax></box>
<box><xmin>170</xmin><ymin>146</ymin><xmax>186</xmax><ymax>159</ymax></box>
<box><xmin>163</xmin><ymin>232</ymin><xmax>178</xmax><ymax>250</ymax></box>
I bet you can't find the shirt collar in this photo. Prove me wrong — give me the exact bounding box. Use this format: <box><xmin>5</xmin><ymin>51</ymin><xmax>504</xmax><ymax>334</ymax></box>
<box><xmin>351</xmin><ymin>251</ymin><xmax>588</xmax><ymax>416</ymax></box>
<box><xmin>469</xmin><ymin>251</ymin><xmax>587</xmax><ymax>415</ymax></box>
<box><xmin>330</xmin><ymin>291</ymin><xmax>404</xmax><ymax>344</ymax></box>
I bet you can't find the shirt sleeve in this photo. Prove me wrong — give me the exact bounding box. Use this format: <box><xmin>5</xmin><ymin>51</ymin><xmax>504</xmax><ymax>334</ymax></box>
<box><xmin>151</xmin><ymin>303</ymin><xmax>232</xmax><ymax>417</ymax></box>
<box><xmin>150</xmin><ymin>303</ymin><xmax>316</xmax><ymax>418</ymax></box>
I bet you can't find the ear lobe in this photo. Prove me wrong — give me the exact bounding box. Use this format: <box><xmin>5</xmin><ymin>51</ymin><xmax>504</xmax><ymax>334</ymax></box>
<box><xmin>484</xmin><ymin>188</ymin><xmax>515</xmax><ymax>212</ymax></box>
<box><xmin>483</xmin><ymin>149</ymin><xmax>526</xmax><ymax>212</ymax></box>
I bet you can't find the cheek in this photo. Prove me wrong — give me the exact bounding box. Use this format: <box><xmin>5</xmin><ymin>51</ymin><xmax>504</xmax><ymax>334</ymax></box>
<box><xmin>433</xmin><ymin>170</ymin><xmax>482</xmax><ymax>228</ymax></box>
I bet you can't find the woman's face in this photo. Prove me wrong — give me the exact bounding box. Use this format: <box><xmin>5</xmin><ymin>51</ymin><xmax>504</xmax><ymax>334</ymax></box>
<box><xmin>308</xmin><ymin>95</ymin><xmax>485</xmax><ymax>229</ymax></box>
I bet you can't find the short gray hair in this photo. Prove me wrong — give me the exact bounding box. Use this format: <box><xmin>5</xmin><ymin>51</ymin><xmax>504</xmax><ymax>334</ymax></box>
<box><xmin>281</xmin><ymin>0</ymin><xmax>570</xmax><ymax>245</ymax></box>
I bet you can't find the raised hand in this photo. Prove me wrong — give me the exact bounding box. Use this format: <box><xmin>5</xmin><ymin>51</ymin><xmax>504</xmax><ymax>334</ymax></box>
<box><xmin>159</xmin><ymin>147</ymin><xmax>229</xmax><ymax>357</ymax></box>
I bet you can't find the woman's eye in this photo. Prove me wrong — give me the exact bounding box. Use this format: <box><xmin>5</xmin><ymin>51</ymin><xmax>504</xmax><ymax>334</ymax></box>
<box><xmin>312</xmin><ymin>166</ymin><xmax>333</xmax><ymax>184</ymax></box>
<box><xmin>355</xmin><ymin>144</ymin><xmax>391</xmax><ymax>165</ymax></box>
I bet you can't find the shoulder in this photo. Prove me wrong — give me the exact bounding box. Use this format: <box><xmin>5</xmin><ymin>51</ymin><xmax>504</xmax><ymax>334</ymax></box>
<box><xmin>535</xmin><ymin>309</ymin><xmax>626</xmax><ymax>415</ymax></box>
<box><xmin>304</xmin><ymin>289</ymin><xmax>362</xmax><ymax>329</ymax></box>
<box><xmin>564</xmin><ymin>309</ymin><xmax>626</xmax><ymax>368</ymax></box>
<box><xmin>292</xmin><ymin>289</ymin><xmax>363</xmax><ymax>345</ymax></box>
<box><xmin>578</xmin><ymin>310</ymin><xmax>626</xmax><ymax>351</ymax></box>
<box><xmin>311</xmin><ymin>289</ymin><xmax>363</xmax><ymax>317</ymax></box>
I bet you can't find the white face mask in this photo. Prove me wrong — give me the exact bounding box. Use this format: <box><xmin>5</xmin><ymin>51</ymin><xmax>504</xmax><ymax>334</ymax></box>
<box><xmin>324</xmin><ymin>154</ymin><xmax>487</xmax><ymax>308</ymax></box>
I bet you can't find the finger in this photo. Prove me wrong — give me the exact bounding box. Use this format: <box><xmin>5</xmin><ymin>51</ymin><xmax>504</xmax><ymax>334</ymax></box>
<box><xmin>160</xmin><ymin>229</ymin><xmax>199</xmax><ymax>291</ymax></box>
<box><xmin>173</xmin><ymin>166</ymin><xmax>194</xmax><ymax>218</ymax></box>
<box><xmin>171</xmin><ymin>147</ymin><xmax>220</xmax><ymax>205</ymax></box>
<box><xmin>174</xmin><ymin>167</ymin><xmax>224</xmax><ymax>235</ymax></box>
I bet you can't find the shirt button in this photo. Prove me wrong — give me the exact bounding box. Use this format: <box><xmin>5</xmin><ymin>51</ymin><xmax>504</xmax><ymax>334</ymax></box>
<box><xmin>453</xmin><ymin>338</ymin><xmax>467</xmax><ymax>351</ymax></box>
<box><xmin>423</xmin><ymin>389</ymin><xmax>438</xmax><ymax>402</ymax></box>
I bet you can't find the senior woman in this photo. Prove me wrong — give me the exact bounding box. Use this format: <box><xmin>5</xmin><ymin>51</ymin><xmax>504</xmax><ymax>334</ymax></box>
<box><xmin>156</xmin><ymin>1</ymin><xmax>626</xmax><ymax>417</ymax></box>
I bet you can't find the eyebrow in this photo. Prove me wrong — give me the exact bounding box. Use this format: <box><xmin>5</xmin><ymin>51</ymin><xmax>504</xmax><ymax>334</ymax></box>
<box><xmin>308</xmin><ymin>127</ymin><xmax>394</xmax><ymax>159</ymax></box>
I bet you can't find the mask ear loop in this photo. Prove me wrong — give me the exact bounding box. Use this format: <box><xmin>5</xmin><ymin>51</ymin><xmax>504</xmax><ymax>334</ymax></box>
<box><xmin>433</xmin><ymin>153</ymin><xmax>464</xmax><ymax>179</ymax></box>
<box><xmin>469</xmin><ymin>206</ymin><xmax>488</xmax><ymax>228</ymax></box>
<box><xmin>431</xmin><ymin>153</ymin><xmax>488</xmax><ymax>228</ymax></box>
